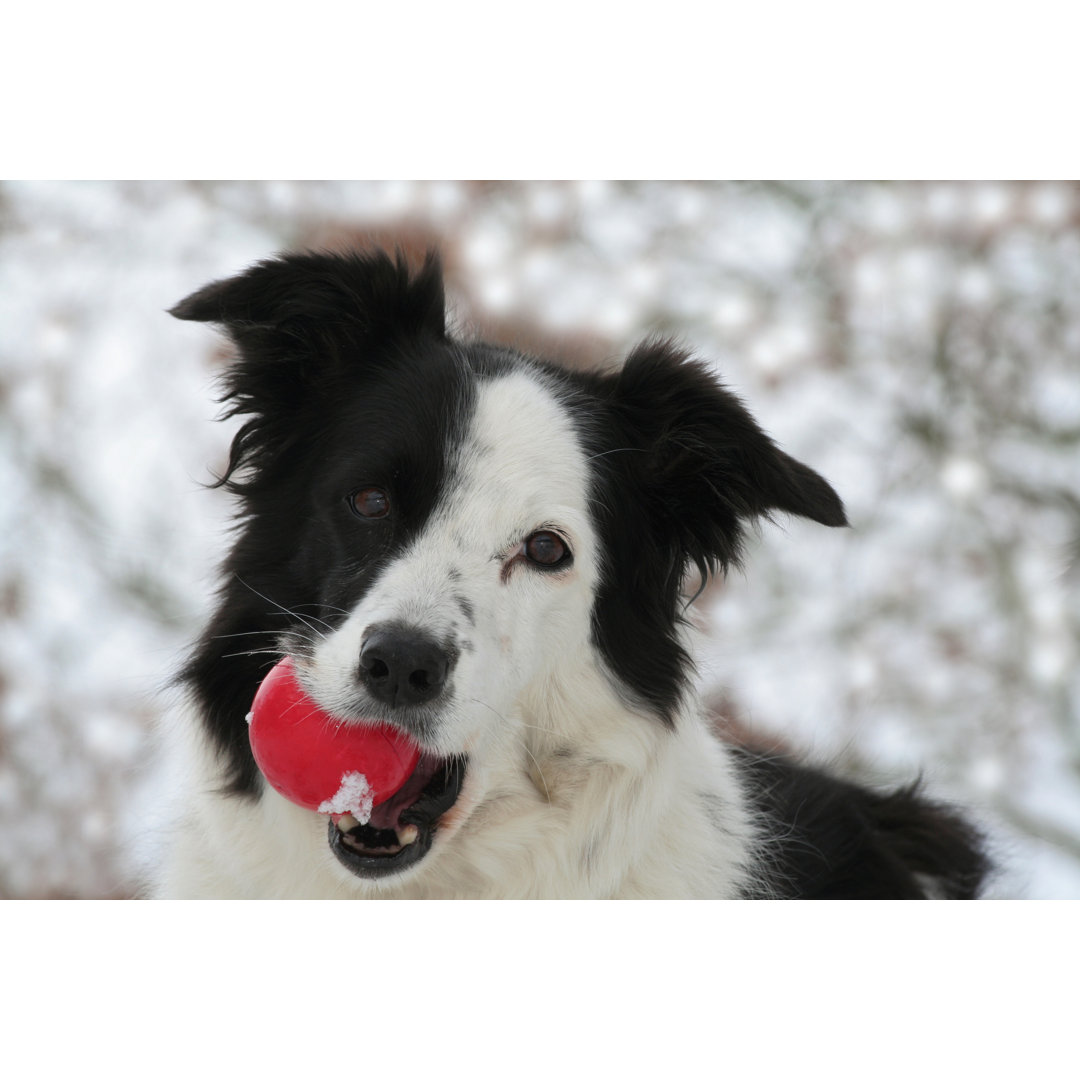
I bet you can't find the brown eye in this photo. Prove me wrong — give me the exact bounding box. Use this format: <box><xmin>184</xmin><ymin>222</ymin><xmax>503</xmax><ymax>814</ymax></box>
<box><xmin>349</xmin><ymin>487</ymin><xmax>390</xmax><ymax>519</ymax></box>
<box><xmin>524</xmin><ymin>530</ymin><xmax>570</xmax><ymax>567</ymax></box>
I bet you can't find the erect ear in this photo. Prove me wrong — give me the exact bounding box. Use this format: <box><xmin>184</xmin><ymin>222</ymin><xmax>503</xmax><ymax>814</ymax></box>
<box><xmin>169</xmin><ymin>247</ymin><xmax>446</xmax><ymax>342</ymax></box>
<box><xmin>170</xmin><ymin>248</ymin><xmax>447</xmax><ymax>491</ymax></box>
<box><xmin>607</xmin><ymin>340</ymin><xmax>847</xmax><ymax>578</ymax></box>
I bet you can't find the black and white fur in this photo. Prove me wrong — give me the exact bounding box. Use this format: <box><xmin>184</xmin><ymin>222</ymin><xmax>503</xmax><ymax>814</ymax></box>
<box><xmin>153</xmin><ymin>248</ymin><xmax>988</xmax><ymax>899</ymax></box>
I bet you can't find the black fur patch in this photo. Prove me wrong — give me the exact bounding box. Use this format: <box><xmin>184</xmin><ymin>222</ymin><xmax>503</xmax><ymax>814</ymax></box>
<box><xmin>549</xmin><ymin>342</ymin><xmax>846</xmax><ymax>725</ymax></box>
<box><xmin>174</xmin><ymin>250</ymin><xmax>473</xmax><ymax>794</ymax></box>
<box><xmin>735</xmin><ymin>750</ymin><xmax>990</xmax><ymax>899</ymax></box>
<box><xmin>454</xmin><ymin>594</ymin><xmax>476</xmax><ymax>626</ymax></box>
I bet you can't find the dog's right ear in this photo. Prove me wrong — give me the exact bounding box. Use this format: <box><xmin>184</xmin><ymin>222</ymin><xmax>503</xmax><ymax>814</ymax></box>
<box><xmin>170</xmin><ymin>248</ymin><xmax>446</xmax><ymax>343</ymax></box>
<box><xmin>170</xmin><ymin>249</ymin><xmax>446</xmax><ymax>491</ymax></box>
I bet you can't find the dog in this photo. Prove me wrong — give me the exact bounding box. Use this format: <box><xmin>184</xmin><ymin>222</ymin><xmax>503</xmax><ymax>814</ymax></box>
<box><xmin>152</xmin><ymin>247</ymin><xmax>989</xmax><ymax>899</ymax></box>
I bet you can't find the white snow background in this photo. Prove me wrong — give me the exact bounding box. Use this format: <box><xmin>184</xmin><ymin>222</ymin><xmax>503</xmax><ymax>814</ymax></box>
<box><xmin>1</xmin><ymin>180</ymin><xmax>1077</xmax><ymax>898</ymax></box>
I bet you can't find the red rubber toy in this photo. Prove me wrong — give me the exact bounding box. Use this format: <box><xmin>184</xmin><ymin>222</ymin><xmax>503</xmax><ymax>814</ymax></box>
<box><xmin>247</xmin><ymin>656</ymin><xmax>421</xmax><ymax>821</ymax></box>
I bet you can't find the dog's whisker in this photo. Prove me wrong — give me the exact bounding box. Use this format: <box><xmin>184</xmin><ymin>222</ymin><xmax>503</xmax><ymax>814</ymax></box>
<box><xmin>585</xmin><ymin>447</ymin><xmax>648</xmax><ymax>462</ymax></box>
<box><xmin>211</xmin><ymin>628</ymin><xmax>285</xmax><ymax>642</ymax></box>
<box><xmin>516</xmin><ymin>719</ymin><xmax>563</xmax><ymax>738</ymax></box>
<box><xmin>232</xmin><ymin>574</ymin><xmax>331</xmax><ymax>639</ymax></box>
<box><xmin>292</xmin><ymin>602</ymin><xmax>353</xmax><ymax>618</ymax></box>
<box><xmin>465</xmin><ymin>698</ymin><xmax>561</xmax><ymax>739</ymax></box>
<box><xmin>465</xmin><ymin>698</ymin><xmax>554</xmax><ymax>802</ymax></box>
<box><xmin>266</xmin><ymin>610</ymin><xmax>337</xmax><ymax>633</ymax></box>
<box><xmin>518</xmin><ymin>738</ymin><xmax>551</xmax><ymax>802</ymax></box>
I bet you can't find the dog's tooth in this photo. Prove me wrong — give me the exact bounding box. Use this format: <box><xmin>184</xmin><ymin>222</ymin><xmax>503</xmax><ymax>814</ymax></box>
<box><xmin>336</xmin><ymin>813</ymin><xmax>359</xmax><ymax>832</ymax></box>
<box><xmin>397</xmin><ymin>824</ymin><xmax>419</xmax><ymax>846</ymax></box>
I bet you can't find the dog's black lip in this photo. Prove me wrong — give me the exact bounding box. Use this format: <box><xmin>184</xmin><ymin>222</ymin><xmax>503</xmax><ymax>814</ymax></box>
<box><xmin>328</xmin><ymin>756</ymin><xmax>467</xmax><ymax>880</ymax></box>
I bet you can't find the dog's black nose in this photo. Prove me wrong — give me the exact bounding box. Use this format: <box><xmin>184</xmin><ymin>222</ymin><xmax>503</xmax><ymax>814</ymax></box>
<box><xmin>359</xmin><ymin>625</ymin><xmax>454</xmax><ymax>708</ymax></box>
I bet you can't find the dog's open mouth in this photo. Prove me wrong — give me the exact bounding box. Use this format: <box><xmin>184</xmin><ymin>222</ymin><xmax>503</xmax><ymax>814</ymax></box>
<box><xmin>328</xmin><ymin>754</ymin><xmax>466</xmax><ymax>878</ymax></box>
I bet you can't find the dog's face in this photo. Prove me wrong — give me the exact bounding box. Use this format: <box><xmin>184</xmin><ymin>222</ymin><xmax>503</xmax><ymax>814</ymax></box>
<box><xmin>299</xmin><ymin>367</ymin><xmax>603</xmax><ymax>879</ymax></box>
<box><xmin>306</xmin><ymin>367</ymin><xmax>600</xmax><ymax>751</ymax></box>
<box><xmin>174</xmin><ymin>251</ymin><xmax>845</xmax><ymax>887</ymax></box>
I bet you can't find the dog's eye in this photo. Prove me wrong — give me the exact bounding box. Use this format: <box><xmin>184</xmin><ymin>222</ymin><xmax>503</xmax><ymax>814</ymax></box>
<box><xmin>524</xmin><ymin>530</ymin><xmax>570</xmax><ymax>568</ymax></box>
<box><xmin>349</xmin><ymin>487</ymin><xmax>390</xmax><ymax>519</ymax></box>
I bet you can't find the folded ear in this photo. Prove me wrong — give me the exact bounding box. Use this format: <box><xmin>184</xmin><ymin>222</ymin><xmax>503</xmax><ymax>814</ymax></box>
<box><xmin>607</xmin><ymin>340</ymin><xmax>847</xmax><ymax>580</ymax></box>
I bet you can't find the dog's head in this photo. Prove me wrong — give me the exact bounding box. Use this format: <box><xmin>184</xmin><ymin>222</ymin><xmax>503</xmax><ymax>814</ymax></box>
<box><xmin>173</xmin><ymin>249</ymin><xmax>845</xmax><ymax>886</ymax></box>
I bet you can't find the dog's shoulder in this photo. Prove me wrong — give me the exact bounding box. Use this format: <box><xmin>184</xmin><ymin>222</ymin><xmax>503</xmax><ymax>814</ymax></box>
<box><xmin>734</xmin><ymin>749</ymin><xmax>991</xmax><ymax>899</ymax></box>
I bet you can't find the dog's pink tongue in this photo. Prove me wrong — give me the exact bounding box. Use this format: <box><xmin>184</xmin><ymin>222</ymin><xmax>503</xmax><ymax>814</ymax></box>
<box><xmin>247</xmin><ymin>657</ymin><xmax>421</xmax><ymax>820</ymax></box>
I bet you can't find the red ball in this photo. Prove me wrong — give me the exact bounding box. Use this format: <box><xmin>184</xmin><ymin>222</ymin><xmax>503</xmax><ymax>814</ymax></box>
<box><xmin>247</xmin><ymin>657</ymin><xmax>421</xmax><ymax>820</ymax></box>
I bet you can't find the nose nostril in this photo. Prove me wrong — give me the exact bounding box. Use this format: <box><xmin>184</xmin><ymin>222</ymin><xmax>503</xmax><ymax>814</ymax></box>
<box><xmin>359</xmin><ymin>626</ymin><xmax>454</xmax><ymax>708</ymax></box>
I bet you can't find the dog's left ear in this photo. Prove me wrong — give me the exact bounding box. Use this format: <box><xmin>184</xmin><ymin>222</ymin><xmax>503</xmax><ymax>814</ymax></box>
<box><xmin>607</xmin><ymin>340</ymin><xmax>847</xmax><ymax>577</ymax></box>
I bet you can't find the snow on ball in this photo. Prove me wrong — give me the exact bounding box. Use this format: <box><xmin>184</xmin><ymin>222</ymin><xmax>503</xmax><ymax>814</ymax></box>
<box><xmin>247</xmin><ymin>657</ymin><xmax>421</xmax><ymax>819</ymax></box>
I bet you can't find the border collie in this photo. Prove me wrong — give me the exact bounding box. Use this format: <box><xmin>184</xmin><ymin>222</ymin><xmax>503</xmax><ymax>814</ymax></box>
<box><xmin>153</xmin><ymin>248</ymin><xmax>988</xmax><ymax>899</ymax></box>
